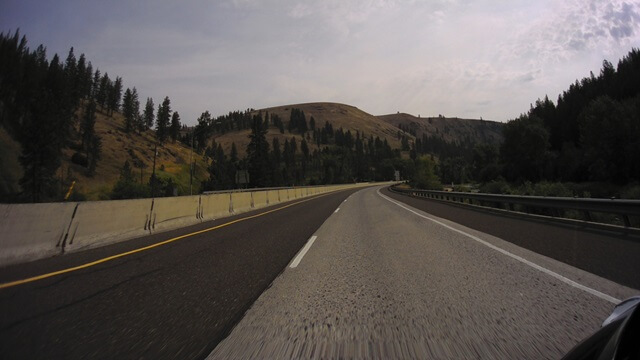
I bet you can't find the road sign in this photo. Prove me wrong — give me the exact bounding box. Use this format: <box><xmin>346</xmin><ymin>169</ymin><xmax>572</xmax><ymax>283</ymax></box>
<box><xmin>236</xmin><ymin>170</ymin><xmax>249</xmax><ymax>185</ymax></box>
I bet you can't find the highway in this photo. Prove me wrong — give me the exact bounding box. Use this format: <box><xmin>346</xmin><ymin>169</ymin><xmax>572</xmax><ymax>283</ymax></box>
<box><xmin>1</xmin><ymin>186</ymin><xmax>638</xmax><ymax>359</ymax></box>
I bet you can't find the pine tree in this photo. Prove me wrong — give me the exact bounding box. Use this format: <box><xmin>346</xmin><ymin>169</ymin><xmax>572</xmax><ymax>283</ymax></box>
<box><xmin>87</xmin><ymin>129</ymin><xmax>102</xmax><ymax>176</ymax></box>
<box><xmin>156</xmin><ymin>96</ymin><xmax>171</xmax><ymax>142</ymax></box>
<box><xmin>246</xmin><ymin>114</ymin><xmax>270</xmax><ymax>187</ymax></box>
<box><xmin>230</xmin><ymin>142</ymin><xmax>238</xmax><ymax>163</ymax></box>
<box><xmin>195</xmin><ymin>111</ymin><xmax>212</xmax><ymax>153</ymax></box>
<box><xmin>81</xmin><ymin>100</ymin><xmax>101</xmax><ymax>176</ymax></box>
<box><xmin>131</xmin><ymin>88</ymin><xmax>142</xmax><ymax>132</ymax></box>
<box><xmin>64</xmin><ymin>47</ymin><xmax>79</xmax><ymax>103</ymax></box>
<box><xmin>170</xmin><ymin>111</ymin><xmax>181</xmax><ymax>142</ymax></box>
<box><xmin>143</xmin><ymin>97</ymin><xmax>155</xmax><ymax>129</ymax></box>
<box><xmin>111</xmin><ymin>160</ymin><xmax>149</xmax><ymax>199</ymax></box>
<box><xmin>92</xmin><ymin>69</ymin><xmax>101</xmax><ymax>99</ymax></box>
<box><xmin>283</xmin><ymin>139</ymin><xmax>291</xmax><ymax>166</ymax></box>
<box><xmin>107</xmin><ymin>76</ymin><xmax>122</xmax><ymax>116</ymax></box>
<box><xmin>301</xmin><ymin>138</ymin><xmax>309</xmax><ymax>160</ymax></box>
<box><xmin>272</xmin><ymin>137</ymin><xmax>281</xmax><ymax>164</ymax></box>
<box><xmin>19</xmin><ymin>87</ymin><xmax>62</xmax><ymax>202</ymax></box>
<box><xmin>76</xmin><ymin>54</ymin><xmax>90</xmax><ymax>99</ymax></box>
<box><xmin>97</xmin><ymin>72</ymin><xmax>110</xmax><ymax>111</ymax></box>
<box><xmin>122</xmin><ymin>88</ymin><xmax>134</xmax><ymax>132</ymax></box>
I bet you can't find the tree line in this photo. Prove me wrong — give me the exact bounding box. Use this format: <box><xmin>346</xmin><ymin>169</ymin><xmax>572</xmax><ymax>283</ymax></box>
<box><xmin>198</xmin><ymin>109</ymin><xmax>416</xmax><ymax>191</ymax></box>
<box><xmin>403</xmin><ymin>47</ymin><xmax>640</xmax><ymax>190</ymax></box>
<box><xmin>496</xmin><ymin>48</ymin><xmax>640</xmax><ymax>185</ymax></box>
<box><xmin>0</xmin><ymin>30</ymin><xmax>184</xmax><ymax>202</ymax></box>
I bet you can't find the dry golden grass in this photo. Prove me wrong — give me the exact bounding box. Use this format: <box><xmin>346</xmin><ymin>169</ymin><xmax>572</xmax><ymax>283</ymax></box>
<box><xmin>213</xmin><ymin>102</ymin><xmax>412</xmax><ymax>157</ymax></box>
<box><xmin>5</xmin><ymin>103</ymin><xmax>492</xmax><ymax>202</ymax></box>
<box><xmin>61</xmin><ymin>105</ymin><xmax>209</xmax><ymax>200</ymax></box>
<box><xmin>377</xmin><ymin>113</ymin><xmax>504</xmax><ymax>145</ymax></box>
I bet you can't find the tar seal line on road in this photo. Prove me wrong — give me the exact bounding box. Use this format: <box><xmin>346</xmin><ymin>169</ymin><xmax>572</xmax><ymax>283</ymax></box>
<box><xmin>376</xmin><ymin>188</ymin><xmax>621</xmax><ymax>304</ymax></box>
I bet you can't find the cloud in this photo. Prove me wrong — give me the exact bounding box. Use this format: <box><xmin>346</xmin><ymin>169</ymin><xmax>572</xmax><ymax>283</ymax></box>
<box><xmin>503</xmin><ymin>0</ymin><xmax>640</xmax><ymax>64</ymax></box>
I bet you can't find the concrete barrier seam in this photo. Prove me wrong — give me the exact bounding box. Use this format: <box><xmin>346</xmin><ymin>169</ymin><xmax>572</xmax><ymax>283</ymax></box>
<box><xmin>57</xmin><ymin>203</ymin><xmax>79</xmax><ymax>251</ymax></box>
<box><xmin>68</xmin><ymin>222</ymin><xmax>79</xmax><ymax>247</ymax></box>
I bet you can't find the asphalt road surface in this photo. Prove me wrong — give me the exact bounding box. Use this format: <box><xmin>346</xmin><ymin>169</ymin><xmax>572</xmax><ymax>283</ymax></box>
<box><xmin>1</xmin><ymin>185</ymin><xmax>638</xmax><ymax>359</ymax></box>
<box><xmin>0</xmin><ymin>188</ymin><xmax>360</xmax><ymax>359</ymax></box>
<box><xmin>209</xmin><ymin>186</ymin><xmax>638</xmax><ymax>359</ymax></box>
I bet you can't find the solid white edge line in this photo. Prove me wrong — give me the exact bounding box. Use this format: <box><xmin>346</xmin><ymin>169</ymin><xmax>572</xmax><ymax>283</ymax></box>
<box><xmin>289</xmin><ymin>236</ymin><xmax>318</xmax><ymax>268</ymax></box>
<box><xmin>334</xmin><ymin>208</ymin><xmax>340</xmax><ymax>213</ymax></box>
<box><xmin>376</xmin><ymin>188</ymin><xmax>620</xmax><ymax>304</ymax></box>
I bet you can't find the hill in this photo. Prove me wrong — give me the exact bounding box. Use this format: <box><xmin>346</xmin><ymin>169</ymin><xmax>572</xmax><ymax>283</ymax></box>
<box><xmin>2</xmin><ymin>102</ymin><xmax>504</xmax><ymax>202</ymax></box>
<box><xmin>377</xmin><ymin>113</ymin><xmax>503</xmax><ymax>145</ymax></box>
<box><xmin>212</xmin><ymin>102</ymin><xmax>411</xmax><ymax>157</ymax></box>
<box><xmin>0</xmin><ymin>106</ymin><xmax>210</xmax><ymax>202</ymax></box>
<box><xmin>67</xmin><ymin>107</ymin><xmax>210</xmax><ymax>200</ymax></box>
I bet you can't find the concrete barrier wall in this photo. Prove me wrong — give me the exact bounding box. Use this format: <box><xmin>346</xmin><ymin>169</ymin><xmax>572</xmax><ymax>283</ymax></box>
<box><xmin>279</xmin><ymin>189</ymin><xmax>289</xmax><ymax>202</ymax></box>
<box><xmin>1</xmin><ymin>182</ymin><xmax>393</xmax><ymax>266</ymax></box>
<box><xmin>201</xmin><ymin>193</ymin><xmax>231</xmax><ymax>221</ymax></box>
<box><xmin>287</xmin><ymin>189</ymin><xmax>297</xmax><ymax>199</ymax></box>
<box><xmin>0</xmin><ymin>202</ymin><xmax>77</xmax><ymax>265</ymax></box>
<box><xmin>252</xmin><ymin>191</ymin><xmax>269</xmax><ymax>209</ymax></box>
<box><xmin>65</xmin><ymin>198</ymin><xmax>152</xmax><ymax>253</ymax></box>
<box><xmin>151</xmin><ymin>195</ymin><xmax>201</xmax><ymax>232</ymax></box>
<box><xmin>267</xmin><ymin>190</ymin><xmax>280</xmax><ymax>205</ymax></box>
<box><xmin>231</xmin><ymin>192</ymin><xmax>253</xmax><ymax>213</ymax></box>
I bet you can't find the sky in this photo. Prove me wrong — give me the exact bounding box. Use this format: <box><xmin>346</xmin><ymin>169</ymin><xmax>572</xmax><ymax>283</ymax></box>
<box><xmin>2</xmin><ymin>0</ymin><xmax>640</xmax><ymax>125</ymax></box>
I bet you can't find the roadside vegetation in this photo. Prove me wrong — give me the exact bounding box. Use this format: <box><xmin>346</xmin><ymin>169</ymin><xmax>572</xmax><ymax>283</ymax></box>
<box><xmin>408</xmin><ymin>48</ymin><xmax>640</xmax><ymax>200</ymax></box>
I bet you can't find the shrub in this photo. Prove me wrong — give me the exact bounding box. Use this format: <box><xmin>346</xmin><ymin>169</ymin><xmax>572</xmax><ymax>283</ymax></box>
<box><xmin>71</xmin><ymin>152</ymin><xmax>88</xmax><ymax>167</ymax></box>
<box><xmin>479</xmin><ymin>179</ymin><xmax>511</xmax><ymax>194</ymax></box>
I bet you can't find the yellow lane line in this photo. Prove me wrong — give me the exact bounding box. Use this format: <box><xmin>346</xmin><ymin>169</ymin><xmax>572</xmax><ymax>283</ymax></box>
<box><xmin>0</xmin><ymin>191</ymin><xmax>341</xmax><ymax>290</ymax></box>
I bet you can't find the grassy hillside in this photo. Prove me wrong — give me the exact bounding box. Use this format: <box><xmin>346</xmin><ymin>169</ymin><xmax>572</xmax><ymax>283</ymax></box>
<box><xmin>377</xmin><ymin>113</ymin><xmax>503</xmax><ymax>145</ymax></box>
<box><xmin>2</xmin><ymin>102</ymin><xmax>505</xmax><ymax>202</ymax></box>
<box><xmin>213</xmin><ymin>102</ymin><xmax>411</xmax><ymax>157</ymax></box>
<box><xmin>63</xmin><ymin>107</ymin><xmax>210</xmax><ymax>200</ymax></box>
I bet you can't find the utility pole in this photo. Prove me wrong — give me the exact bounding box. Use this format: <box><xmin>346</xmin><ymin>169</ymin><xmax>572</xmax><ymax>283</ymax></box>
<box><xmin>151</xmin><ymin>142</ymin><xmax>158</xmax><ymax>198</ymax></box>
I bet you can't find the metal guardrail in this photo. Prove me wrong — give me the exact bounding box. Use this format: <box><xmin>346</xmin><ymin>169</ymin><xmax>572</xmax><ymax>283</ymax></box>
<box><xmin>390</xmin><ymin>186</ymin><xmax>640</xmax><ymax>229</ymax></box>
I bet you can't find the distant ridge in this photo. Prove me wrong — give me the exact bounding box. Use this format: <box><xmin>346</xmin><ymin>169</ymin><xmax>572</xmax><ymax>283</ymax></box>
<box><xmin>377</xmin><ymin>113</ymin><xmax>503</xmax><ymax>145</ymax></box>
<box><xmin>212</xmin><ymin>102</ymin><xmax>411</xmax><ymax>157</ymax></box>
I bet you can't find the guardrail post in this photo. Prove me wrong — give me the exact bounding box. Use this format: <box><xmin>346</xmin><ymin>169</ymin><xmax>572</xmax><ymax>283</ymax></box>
<box><xmin>622</xmin><ymin>214</ymin><xmax>631</xmax><ymax>227</ymax></box>
<box><xmin>583</xmin><ymin>210</ymin><xmax>592</xmax><ymax>222</ymax></box>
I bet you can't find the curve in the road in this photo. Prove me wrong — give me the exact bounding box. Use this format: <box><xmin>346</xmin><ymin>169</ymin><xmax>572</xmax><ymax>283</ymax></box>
<box><xmin>209</xmin><ymin>185</ymin><xmax>637</xmax><ymax>359</ymax></box>
<box><xmin>0</xmin><ymin>187</ymin><xmax>362</xmax><ymax>359</ymax></box>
